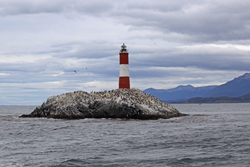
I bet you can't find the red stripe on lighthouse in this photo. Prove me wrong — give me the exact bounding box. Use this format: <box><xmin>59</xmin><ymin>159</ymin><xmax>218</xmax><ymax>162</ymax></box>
<box><xmin>119</xmin><ymin>43</ymin><xmax>130</xmax><ymax>89</ymax></box>
<box><xmin>120</xmin><ymin>53</ymin><xmax>129</xmax><ymax>64</ymax></box>
<box><xmin>119</xmin><ymin>77</ymin><xmax>130</xmax><ymax>89</ymax></box>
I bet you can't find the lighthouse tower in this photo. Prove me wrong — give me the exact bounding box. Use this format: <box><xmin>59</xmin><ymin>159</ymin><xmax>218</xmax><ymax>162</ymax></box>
<box><xmin>119</xmin><ymin>43</ymin><xmax>130</xmax><ymax>89</ymax></box>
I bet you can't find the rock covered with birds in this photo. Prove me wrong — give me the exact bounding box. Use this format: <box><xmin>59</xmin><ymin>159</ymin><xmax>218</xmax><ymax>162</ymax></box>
<box><xmin>21</xmin><ymin>89</ymin><xmax>186</xmax><ymax>119</ymax></box>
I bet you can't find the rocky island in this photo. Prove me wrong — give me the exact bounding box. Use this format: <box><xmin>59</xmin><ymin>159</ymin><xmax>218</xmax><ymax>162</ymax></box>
<box><xmin>21</xmin><ymin>89</ymin><xmax>186</xmax><ymax>120</ymax></box>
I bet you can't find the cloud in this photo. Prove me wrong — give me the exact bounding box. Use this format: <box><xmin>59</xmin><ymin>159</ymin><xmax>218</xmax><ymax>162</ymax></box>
<box><xmin>130</xmin><ymin>44</ymin><xmax>250</xmax><ymax>71</ymax></box>
<box><xmin>51</xmin><ymin>41</ymin><xmax>119</xmax><ymax>59</ymax></box>
<box><xmin>0</xmin><ymin>0</ymin><xmax>113</xmax><ymax>16</ymax></box>
<box><xmin>2</xmin><ymin>0</ymin><xmax>250</xmax><ymax>43</ymax></box>
<box><xmin>1</xmin><ymin>0</ymin><xmax>250</xmax><ymax>104</ymax></box>
<box><xmin>117</xmin><ymin>1</ymin><xmax>250</xmax><ymax>43</ymax></box>
<box><xmin>0</xmin><ymin>73</ymin><xmax>9</xmax><ymax>76</ymax></box>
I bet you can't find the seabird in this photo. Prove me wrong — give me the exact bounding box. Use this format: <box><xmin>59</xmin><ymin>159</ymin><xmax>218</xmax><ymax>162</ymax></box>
<box><xmin>74</xmin><ymin>70</ymin><xmax>76</xmax><ymax>73</ymax></box>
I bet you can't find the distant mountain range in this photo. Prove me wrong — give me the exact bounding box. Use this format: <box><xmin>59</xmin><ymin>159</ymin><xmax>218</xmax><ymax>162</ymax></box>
<box><xmin>204</xmin><ymin>73</ymin><xmax>250</xmax><ymax>97</ymax></box>
<box><xmin>144</xmin><ymin>85</ymin><xmax>217</xmax><ymax>102</ymax></box>
<box><xmin>144</xmin><ymin>73</ymin><xmax>250</xmax><ymax>103</ymax></box>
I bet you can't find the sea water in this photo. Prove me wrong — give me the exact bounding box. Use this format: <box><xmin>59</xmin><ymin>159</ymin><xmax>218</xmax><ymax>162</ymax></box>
<box><xmin>0</xmin><ymin>103</ymin><xmax>250</xmax><ymax>167</ymax></box>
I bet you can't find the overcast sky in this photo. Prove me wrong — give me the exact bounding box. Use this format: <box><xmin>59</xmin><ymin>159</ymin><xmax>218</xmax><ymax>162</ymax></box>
<box><xmin>1</xmin><ymin>0</ymin><xmax>250</xmax><ymax>105</ymax></box>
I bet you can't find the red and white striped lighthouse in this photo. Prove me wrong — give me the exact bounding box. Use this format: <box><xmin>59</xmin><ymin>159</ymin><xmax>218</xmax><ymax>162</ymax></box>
<box><xmin>119</xmin><ymin>43</ymin><xmax>130</xmax><ymax>89</ymax></box>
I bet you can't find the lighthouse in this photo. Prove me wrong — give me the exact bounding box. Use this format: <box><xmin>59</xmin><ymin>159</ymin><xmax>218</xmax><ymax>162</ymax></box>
<box><xmin>119</xmin><ymin>43</ymin><xmax>130</xmax><ymax>89</ymax></box>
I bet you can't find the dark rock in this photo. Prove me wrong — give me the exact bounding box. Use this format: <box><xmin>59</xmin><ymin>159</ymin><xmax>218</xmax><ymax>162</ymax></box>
<box><xmin>20</xmin><ymin>89</ymin><xmax>187</xmax><ymax>120</ymax></box>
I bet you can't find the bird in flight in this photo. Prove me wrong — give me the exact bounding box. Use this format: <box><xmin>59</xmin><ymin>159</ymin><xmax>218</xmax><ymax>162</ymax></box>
<box><xmin>74</xmin><ymin>70</ymin><xmax>76</xmax><ymax>73</ymax></box>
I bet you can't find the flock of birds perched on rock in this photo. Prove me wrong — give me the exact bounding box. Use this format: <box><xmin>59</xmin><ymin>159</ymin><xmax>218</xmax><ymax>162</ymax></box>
<box><xmin>20</xmin><ymin>88</ymin><xmax>184</xmax><ymax>119</ymax></box>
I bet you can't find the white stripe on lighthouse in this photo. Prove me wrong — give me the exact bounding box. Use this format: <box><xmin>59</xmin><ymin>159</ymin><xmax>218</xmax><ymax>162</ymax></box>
<box><xmin>119</xmin><ymin>64</ymin><xmax>129</xmax><ymax>77</ymax></box>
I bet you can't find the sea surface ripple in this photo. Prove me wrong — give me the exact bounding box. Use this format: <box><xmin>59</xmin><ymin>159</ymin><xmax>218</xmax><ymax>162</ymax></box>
<box><xmin>0</xmin><ymin>103</ymin><xmax>250</xmax><ymax>167</ymax></box>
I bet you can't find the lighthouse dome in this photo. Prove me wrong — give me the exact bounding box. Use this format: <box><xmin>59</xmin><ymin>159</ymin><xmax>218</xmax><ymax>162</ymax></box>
<box><xmin>120</xmin><ymin>43</ymin><xmax>127</xmax><ymax>53</ymax></box>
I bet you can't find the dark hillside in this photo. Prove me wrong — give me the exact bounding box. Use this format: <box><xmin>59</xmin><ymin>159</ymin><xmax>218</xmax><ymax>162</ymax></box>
<box><xmin>187</xmin><ymin>93</ymin><xmax>250</xmax><ymax>103</ymax></box>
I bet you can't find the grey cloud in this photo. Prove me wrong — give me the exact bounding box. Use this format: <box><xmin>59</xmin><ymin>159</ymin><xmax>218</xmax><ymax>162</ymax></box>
<box><xmin>129</xmin><ymin>45</ymin><xmax>250</xmax><ymax>71</ymax></box>
<box><xmin>2</xmin><ymin>43</ymin><xmax>249</xmax><ymax>89</ymax></box>
<box><xmin>0</xmin><ymin>0</ymin><xmax>113</xmax><ymax>16</ymax></box>
<box><xmin>111</xmin><ymin>1</ymin><xmax>250</xmax><ymax>43</ymax></box>
<box><xmin>50</xmin><ymin>41</ymin><xmax>250</xmax><ymax>79</ymax></box>
<box><xmin>2</xmin><ymin>0</ymin><xmax>250</xmax><ymax>43</ymax></box>
<box><xmin>1</xmin><ymin>0</ymin><xmax>250</xmax><ymax>104</ymax></box>
<box><xmin>0</xmin><ymin>52</ymin><xmax>119</xmax><ymax>85</ymax></box>
<box><xmin>52</xmin><ymin>41</ymin><xmax>119</xmax><ymax>59</ymax></box>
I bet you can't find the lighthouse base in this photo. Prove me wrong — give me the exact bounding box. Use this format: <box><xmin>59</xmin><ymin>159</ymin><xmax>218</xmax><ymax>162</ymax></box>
<box><xmin>119</xmin><ymin>77</ymin><xmax>130</xmax><ymax>89</ymax></box>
